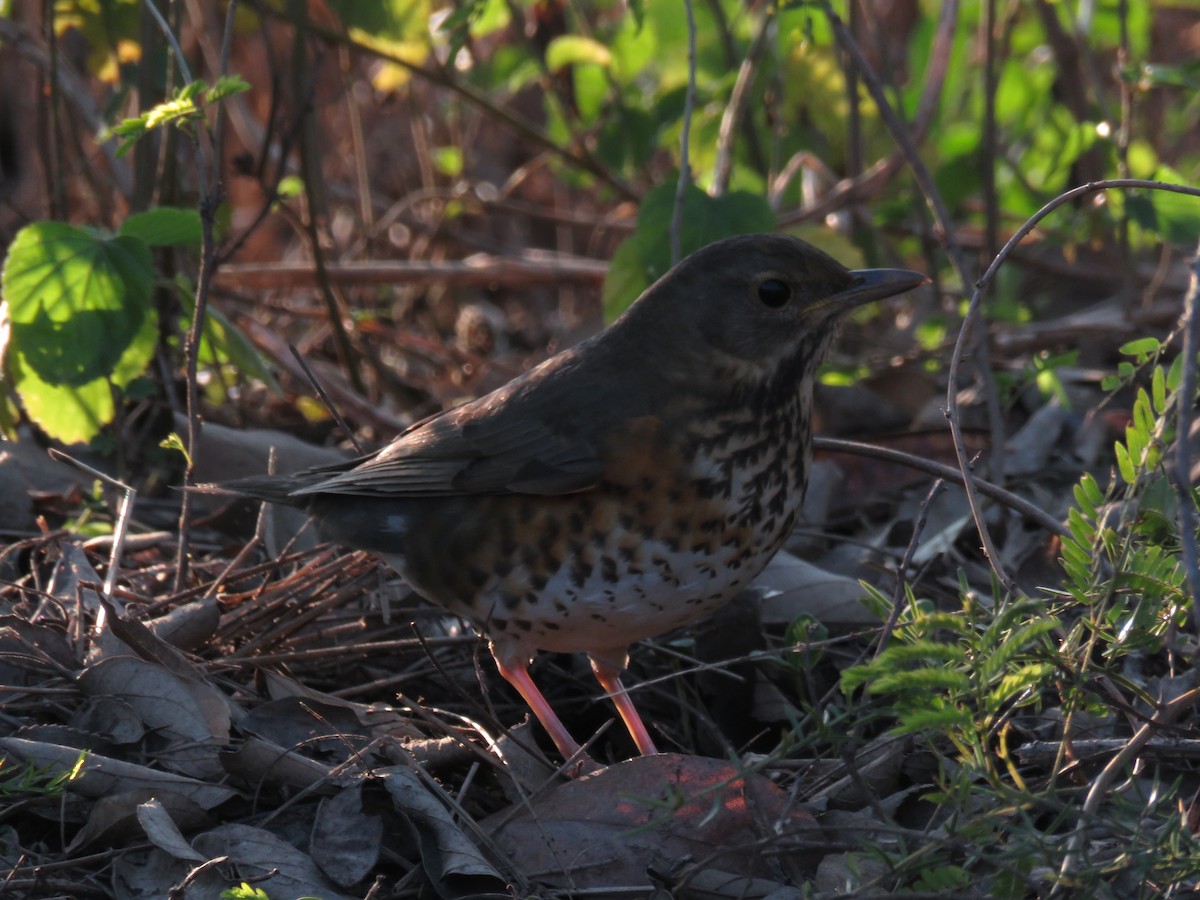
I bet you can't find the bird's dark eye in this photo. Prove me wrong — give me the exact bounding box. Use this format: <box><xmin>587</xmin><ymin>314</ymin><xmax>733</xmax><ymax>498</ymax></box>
<box><xmin>757</xmin><ymin>278</ymin><xmax>792</xmax><ymax>308</ymax></box>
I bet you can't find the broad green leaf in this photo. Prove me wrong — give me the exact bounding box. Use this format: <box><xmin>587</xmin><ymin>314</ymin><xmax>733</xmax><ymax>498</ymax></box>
<box><xmin>573</xmin><ymin>63</ymin><xmax>609</xmax><ymax>124</ymax></box>
<box><xmin>178</xmin><ymin>291</ymin><xmax>282</xmax><ymax>396</ymax></box>
<box><xmin>52</xmin><ymin>0</ymin><xmax>140</xmax><ymax>82</ymax></box>
<box><xmin>325</xmin><ymin>0</ymin><xmax>431</xmax><ymax>89</ymax></box>
<box><xmin>9</xmin><ymin>294</ymin><xmax>157</xmax><ymax>444</ymax></box>
<box><xmin>120</xmin><ymin>208</ymin><xmax>203</xmax><ymax>247</ymax></box>
<box><xmin>545</xmin><ymin>35</ymin><xmax>612</xmax><ymax>73</ymax></box>
<box><xmin>600</xmin><ymin>237</ymin><xmax>649</xmax><ymax>322</ymax></box>
<box><xmin>1126</xmin><ymin>175</ymin><xmax>1200</xmax><ymax>248</ymax></box>
<box><xmin>3</xmin><ymin>222</ymin><xmax>152</xmax><ymax>386</ymax></box>
<box><xmin>325</xmin><ymin>0</ymin><xmax>429</xmax><ymax>42</ymax></box>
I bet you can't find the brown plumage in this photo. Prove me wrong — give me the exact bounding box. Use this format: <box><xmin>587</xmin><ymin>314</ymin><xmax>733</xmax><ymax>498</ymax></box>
<box><xmin>212</xmin><ymin>234</ymin><xmax>926</xmax><ymax>759</ymax></box>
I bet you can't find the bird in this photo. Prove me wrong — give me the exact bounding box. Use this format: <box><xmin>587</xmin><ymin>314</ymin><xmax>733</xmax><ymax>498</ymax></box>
<box><xmin>209</xmin><ymin>234</ymin><xmax>926</xmax><ymax>761</ymax></box>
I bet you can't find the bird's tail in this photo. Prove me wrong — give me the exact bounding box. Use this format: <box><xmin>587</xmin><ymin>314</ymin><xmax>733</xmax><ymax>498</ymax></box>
<box><xmin>193</xmin><ymin>474</ymin><xmax>318</xmax><ymax>506</ymax></box>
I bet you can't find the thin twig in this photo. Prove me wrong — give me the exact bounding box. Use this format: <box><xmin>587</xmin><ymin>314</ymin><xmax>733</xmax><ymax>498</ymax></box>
<box><xmin>1058</xmin><ymin>683</ymin><xmax>1200</xmax><ymax>885</ymax></box>
<box><xmin>713</xmin><ymin>10</ymin><xmax>772</xmax><ymax>196</ymax></box>
<box><xmin>961</xmin><ymin>178</ymin><xmax>1200</xmax><ymax>595</ymax></box>
<box><xmin>821</xmin><ymin>2</ymin><xmax>1015</xmax><ymax>594</ymax></box>
<box><xmin>288</xmin><ymin>344</ymin><xmax>365</xmax><ymax>455</ymax></box>
<box><xmin>260</xmin><ymin>5</ymin><xmax>634</xmax><ymax>200</ymax></box>
<box><xmin>214</xmin><ymin>254</ymin><xmax>609</xmax><ymax>290</ymax></box>
<box><xmin>164</xmin><ymin>0</ymin><xmax>226</xmax><ymax>591</ymax></box>
<box><xmin>46</xmin><ymin>450</ymin><xmax>136</xmax><ymax>608</ymax></box>
<box><xmin>877</xmin><ymin>478</ymin><xmax>946</xmax><ymax>656</ymax></box>
<box><xmin>813</xmin><ymin>436</ymin><xmax>1066</xmax><ymax>537</ymax></box>
<box><xmin>671</xmin><ymin>0</ymin><xmax>697</xmax><ymax>266</ymax></box>
<box><xmin>1171</xmin><ymin>248</ymin><xmax>1200</xmax><ymax>628</ymax></box>
<box><xmin>288</xmin><ymin>2</ymin><xmax>365</xmax><ymax>395</ymax></box>
<box><xmin>981</xmin><ymin>0</ymin><xmax>999</xmax><ymax>266</ymax></box>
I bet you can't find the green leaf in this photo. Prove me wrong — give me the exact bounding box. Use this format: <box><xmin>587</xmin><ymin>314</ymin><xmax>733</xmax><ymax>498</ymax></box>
<box><xmin>545</xmin><ymin>35</ymin><xmax>613</xmax><ymax>72</ymax></box>
<box><xmin>1168</xmin><ymin>354</ymin><xmax>1184</xmax><ymax>393</ymax></box>
<box><xmin>178</xmin><ymin>291</ymin><xmax>281</xmax><ymax>396</ymax></box>
<box><xmin>1127</xmin><ymin>176</ymin><xmax>1200</xmax><ymax>248</ymax></box>
<box><xmin>120</xmin><ymin>208</ymin><xmax>203</xmax><ymax>247</ymax></box>
<box><xmin>432</xmin><ymin>146</ymin><xmax>463</xmax><ymax>178</ymax></box>
<box><xmin>1062</xmin><ymin>558</ymin><xmax>1091</xmax><ymax>591</ymax></box>
<box><xmin>3</xmin><ymin>222</ymin><xmax>153</xmax><ymax>386</ymax></box>
<box><xmin>1061</xmin><ymin>535</ymin><xmax>1090</xmax><ymax>568</ymax></box>
<box><xmin>325</xmin><ymin>0</ymin><xmax>430</xmax><ymax>43</ymax></box>
<box><xmin>1115</xmin><ymin>441</ymin><xmax>1136</xmax><ymax>484</ymax></box>
<box><xmin>1136</xmin><ymin>59</ymin><xmax>1200</xmax><ymax>91</ymax></box>
<box><xmin>1152</xmin><ymin>365</ymin><xmax>1167</xmax><ymax>415</ymax></box>
<box><xmin>160</xmin><ymin>432</ymin><xmax>192</xmax><ymax>468</ymax></box>
<box><xmin>869</xmin><ymin>668</ymin><xmax>972</xmax><ymax>697</ymax></box>
<box><xmin>9</xmin><ymin>297</ymin><xmax>157</xmax><ymax>444</ymax></box>
<box><xmin>205</xmin><ymin>74</ymin><xmax>251</xmax><ymax>103</ymax></box>
<box><xmin>894</xmin><ymin>706</ymin><xmax>973</xmax><ymax>735</ymax></box>
<box><xmin>1126</xmin><ymin>425</ymin><xmax>1147</xmax><ymax>470</ymax></box>
<box><xmin>1118</xmin><ymin>337</ymin><xmax>1160</xmax><ymax>359</ymax></box>
<box><xmin>2</xmin><ymin>222</ymin><xmax>157</xmax><ymax>442</ymax></box>
<box><xmin>1080</xmin><ymin>472</ymin><xmax>1105</xmax><ymax>509</ymax></box>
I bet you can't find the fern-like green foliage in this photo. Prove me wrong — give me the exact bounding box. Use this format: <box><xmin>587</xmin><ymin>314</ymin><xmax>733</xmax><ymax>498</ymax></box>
<box><xmin>842</xmin><ymin>585</ymin><xmax>1062</xmax><ymax>769</ymax></box>
<box><xmin>1061</xmin><ymin>344</ymin><xmax>1190</xmax><ymax>658</ymax></box>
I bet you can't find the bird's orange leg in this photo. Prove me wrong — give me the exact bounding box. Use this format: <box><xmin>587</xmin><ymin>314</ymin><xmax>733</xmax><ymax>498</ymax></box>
<box><xmin>590</xmin><ymin>657</ymin><xmax>659</xmax><ymax>756</ymax></box>
<box><xmin>492</xmin><ymin>655</ymin><xmax>582</xmax><ymax>760</ymax></box>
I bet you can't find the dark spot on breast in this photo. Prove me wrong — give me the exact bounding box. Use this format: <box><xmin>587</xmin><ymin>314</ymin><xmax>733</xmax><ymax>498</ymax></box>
<box><xmin>601</xmin><ymin>556</ymin><xmax>618</xmax><ymax>583</ymax></box>
<box><xmin>541</xmin><ymin>518</ymin><xmax>562</xmax><ymax>544</ymax></box>
<box><xmin>570</xmin><ymin>556</ymin><xmax>593</xmax><ymax>588</ymax></box>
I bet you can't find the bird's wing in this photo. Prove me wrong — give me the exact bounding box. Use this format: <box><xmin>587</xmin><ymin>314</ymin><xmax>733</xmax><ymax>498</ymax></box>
<box><xmin>289</xmin><ymin>376</ymin><xmax>611</xmax><ymax>499</ymax></box>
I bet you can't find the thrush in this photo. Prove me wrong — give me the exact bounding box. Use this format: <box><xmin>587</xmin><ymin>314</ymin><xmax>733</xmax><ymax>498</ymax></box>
<box><xmin>211</xmin><ymin>234</ymin><xmax>926</xmax><ymax>760</ymax></box>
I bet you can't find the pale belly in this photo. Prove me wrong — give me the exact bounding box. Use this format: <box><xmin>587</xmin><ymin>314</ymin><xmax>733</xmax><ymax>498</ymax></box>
<box><xmin>383</xmin><ymin>514</ymin><xmax>783</xmax><ymax>658</ymax></box>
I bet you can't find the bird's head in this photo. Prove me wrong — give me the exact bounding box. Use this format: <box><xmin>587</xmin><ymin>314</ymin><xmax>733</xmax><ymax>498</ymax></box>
<box><xmin>617</xmin><ymin>233</ymin><xmax>927</xmax><ymax>384</ymax></box>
